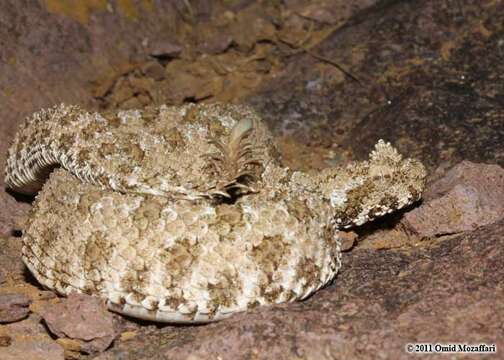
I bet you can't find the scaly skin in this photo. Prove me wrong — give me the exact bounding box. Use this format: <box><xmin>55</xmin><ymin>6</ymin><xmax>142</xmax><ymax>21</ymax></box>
<box><xmin>5</xmin><ymin>103</ymin><xmax>426</xmax><ymax>323</ymax></box>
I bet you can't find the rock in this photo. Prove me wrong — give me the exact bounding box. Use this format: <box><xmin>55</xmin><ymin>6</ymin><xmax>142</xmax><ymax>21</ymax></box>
<box><xmin>149</xmin><ymin>39</ymin><xmax>182</xmax><ymax>59</ymax></box>
<box><xmin>0</xmin><ymin>190</ymin><xmax>30</xmax><ymax>237</ymax></box>
<box><xmin>119</xmin><ymin>331</ymin><xmax>137</xmax><ymax>342</ymax></box>
<box><xmin>0</xmin><ymin>293</ymin><xmax>31</xmax><ymax>323</ymax></box>
<box><xmin>27</xmin><ymin>289</ymin><xmax>58</xmax><ymax>317</ymax></box>
<box><xmin>0</xmin><ymin>314</ymin><xmax>65</xmax><ymax>360</ymax></box>
<box><xmin>423</xmin><ymin>160</ymin><xmax>504</xmax><ymax>201</ymax></box>
<box><xmin>403</xmin><ymin>161</ymin><xmax>504</xmax><ymax>237</ymax></box>
<box><xmin>197</xmin><ymin>32</ymin><xmax>233</xmax><ymax>54</ymax></box>
<box><xmin>339</xmin><ymin>230</ymin><xmax>358</xmax><ymax>251</ymax></box>
<box><xmin>357</xmin><ymin>224</ymin><xmax>414</xmax><ymax>250</ymax></box>
<box><xmin>55</xmin><ymin>338</ymin><xmax>81</xmax><ymax>360</ymax></box>
<box><xmin>0</xmin><ymin>236</ymin><xmax>25</xmax><ymax>283</ymax></box>
<box><xmin>0</xmin><ymin>334</ymin><xmax>12</xmax><ymax>346</ymax></box>
<box><xmin>128</xmin><ymin>76</ymin><xmax>155</xmax><ymax>96</ymax></box>
<box><xmin>141</xmin><ymin>61</ymin><xmax>166</xmax><ymax>81</ymax></box>
<box><xmin>0</xmin><ymin>336</ymin><xmax>64</xmax><ymax>360</ymax></box>
<box><xmin>40</xmin><ymin>293</ymin><xmax>117</xmax><ymax>354</ymax></box>
<box><xmin>297</xmin><ymin>5</ymin><xmax>336</xmax><ymax>24</ymax></box>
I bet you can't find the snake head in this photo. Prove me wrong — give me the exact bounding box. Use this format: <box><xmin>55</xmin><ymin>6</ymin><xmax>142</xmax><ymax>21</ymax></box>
<box><xmin>319</xmin><ymin>140</ymin><xmax>427</xmax><ymax>229</ymax></box>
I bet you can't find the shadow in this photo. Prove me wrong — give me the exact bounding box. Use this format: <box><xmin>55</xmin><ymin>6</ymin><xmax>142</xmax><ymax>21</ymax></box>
<box><xmin>349</xmin><ymin>200</ymin><xmax>424</xmax><ymax>249</ymax></box>
<box><xmin>11</xmin><ymin>229</ymin><xmax>22</xmax><ymax>238</ymax></box>
<box><xmin>22</xmin><ymin>266</ymin><xmax>47</xmax><ymax>290</ymax></box>
<box><xmin>5</xmin><ymin>188</ymin><xmax>35</xmax><ymax>204</ymax></box>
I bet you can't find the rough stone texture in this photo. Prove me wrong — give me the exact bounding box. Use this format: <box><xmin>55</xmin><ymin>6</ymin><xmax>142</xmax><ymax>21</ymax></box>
<box><xmin>248</xmin><ymin>0</ymin><xmax>504</xmax><ymax>172</ymax></box>
<box><xmin>0</xmin><ymin>236</ymin><xmax>25</xmax><ymax>284</ymax></box>
<box><xmin>403</xmin><ymin>161</ymin><xmax>504</xmax><ymax>237</ymax></box>
<box><xmin>424</xmin><ymin>160</ymin><xmax>504</xmax><ymax>201</ymax></box>
<box><xmin>40</xmin><ymin>293</ymin><xmax>118</xmax><ymax>354</ymax></box>
<box><xmin>0</xmin><ymin>190</ymin><xmax>30</xmax><ymax>237</ymax></box>
<box><xmin>0</xmin><ymin>314</ymin><xmax>65</xmax><ymax>360</ymax></box>
<box><xmin>0</xmin><ymin>293</ymin><xmax>31</xmax><ymax>323</ymax></box>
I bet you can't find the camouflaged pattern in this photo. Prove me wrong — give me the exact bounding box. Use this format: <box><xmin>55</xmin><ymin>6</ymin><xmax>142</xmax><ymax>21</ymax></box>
<box><xmin>5</xmin><ymin>103</ymin><xmax>426</xmax><ymax>323</ymax></box>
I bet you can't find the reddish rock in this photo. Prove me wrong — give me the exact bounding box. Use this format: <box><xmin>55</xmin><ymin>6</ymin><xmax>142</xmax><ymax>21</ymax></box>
<box><xmin>197</xmin><ymin>33</ymin><xmax>234</xmax><ymax>54</ymax></box>
<box><xmin>297</xmin><ymin>4</ymin><xmax>337</xmax><ymax>24</ymax></box>
<box><xmin>0</xmin><ymin>190</ymin><xmax>30</xmax><ymax>237</ymax></box>
<box><xmin>0</xmin><ymin>314</ymin><xmax>64</xmax><ymax>360</ymax></box>
<box><xmin>0</xmin><ymin>334</ymin><xmax>12</xmax><ymax>346</ymax></box>
<box><xmin>40</xmin><ymin>293</ymin><xmax>117</xmax><ymax>354</ymax></box>
<box><xmin>424</xmin><ymin>160</ymin><xmax>504</xmax><ymax>201</ymax></box>
<box><xmin>0</xmin><ymin>293</ymin><xmax>31</xmax><ymax>323</ymax></box>
<box><xmin>149</xmin><ymin>39</ymin><xmax>183</xmax><ymax>59</ymax></box>
<box><xmin>403</xmin><ymin>161</ymin><xmax>504</xmax><ymax>237</ymax></box>
<box><xmin>339</xmin><ymin>230</ymin><xmax>358</xmax><ymax>251</ymax></box>
<box><xmin>141</xmin><ymin>61</ymin><xmax>166</xmax><ymax>81</ymax></box>
<box><xmin>0</xmin><ymin>236</ymin><xmax>25</xmax><ymax>283</ymax></box>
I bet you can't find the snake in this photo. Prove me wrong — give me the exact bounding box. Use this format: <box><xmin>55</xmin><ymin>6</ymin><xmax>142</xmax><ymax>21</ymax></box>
<box><xmin>4</xmin><ymin>103</ymin><xmax>426</xmax><ymax>323</ymax></box>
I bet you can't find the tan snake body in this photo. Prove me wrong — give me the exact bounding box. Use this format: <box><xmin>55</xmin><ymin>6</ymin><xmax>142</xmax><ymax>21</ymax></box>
<box><xmin>5</xmin><ymin>103</ymin><xmax>426</xmax><ymax>322</ymax></box>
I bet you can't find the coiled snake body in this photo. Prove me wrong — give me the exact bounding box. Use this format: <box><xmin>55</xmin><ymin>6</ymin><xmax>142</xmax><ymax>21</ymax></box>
<box><xmin>5</xmin><ymin>103</ymin><xmax>426</xmax><ymax>323</ymax></box>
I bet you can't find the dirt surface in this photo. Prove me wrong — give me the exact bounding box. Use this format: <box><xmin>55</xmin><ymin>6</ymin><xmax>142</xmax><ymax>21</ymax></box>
<box><xmin>1</xmin><ymin>0</ymin><xmax>503</xmax><ymax>359</ymax></box>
